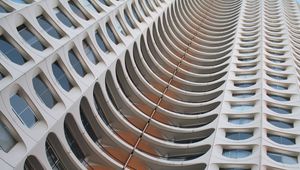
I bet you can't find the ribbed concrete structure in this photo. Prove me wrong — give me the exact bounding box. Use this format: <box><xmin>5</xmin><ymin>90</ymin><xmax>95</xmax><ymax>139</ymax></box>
<box><xmin>0</xmin><ymin>0</ymin><xmax>300</xmax><ymax>169</ymax></box>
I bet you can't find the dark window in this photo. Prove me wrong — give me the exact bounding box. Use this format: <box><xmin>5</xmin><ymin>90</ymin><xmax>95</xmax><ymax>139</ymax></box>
<box><xmin>0</xmin><ymin>35</ymin><xmax>27</xmax><ymax>65</ymax></box>
<box><xmin>64</xmin><ymin>124</ymin><xmax>85</xmax><ymax>163</ymax></box>
<box><xmin>268</xmin><ymin>134</ymin><xmax>295</xmax><ymax>145</ymax></box>
<box><xmin>0</xmin><ymin>4</ymin><xmax>10</xmax><ymax>13</ymax></box>
<box><xmin>37</xmin><ymin>15</ymin><xmax>62</xmax><ymax>39</ymax></box>
<box><xmin>138</xmin><ymin>0</ymin><xmax>148</xmax><ymax>16</ymax></box>
<box><xmin>106</xmin><ymin>23</ymin><xmax>118</xmax><ymax>44</ymax></box>
<box><xmin>124</xmin><ymin>10</ymin><xmax>135</xmax><ymax>29</ymax></box>
<box><xmin>68</xmin><ymin>50</ymin><xmax>86</xmax><ymax>77</ymax></box>
<box><xmin>46</xmin><ymin>141</ymin><xmax>65</xmax><ymax>170</ymax></box>
<box><xmin>81</xmin><ymin>0</ymin><xmax>99</xmax><ymax>13</ymax></box>
<box><xmin>226</xmin><ymin>132</ymin><xmax>253</xmax><ymax>140</ymax></box>
<box><xmin>132</xmin><ymin>5</ymin><xmax>142</xmax><ymax>22</ymax></box>
<box><xmin>68</xmin><ymin>1</ymin><xmax>88</xmax><ymax>20</ymax></box>
<box><xmin>234</xmin><ymin>82</ymin><xmax>255</xmax><ymax>88</ymax></box>
<box><xmin>11</xmin><ymin>0</ymin><xmax>30</xmax><ymax>4</ymax></box>
<box><xmin>17</xmin><ymin>24</ymin><xmax>46</xmax><ymax>51</ymax></box>
<box><xmin>268</xmin><ymin>105</ymin><xmax>291</xmax><ymax>114</ymax></box>
<box><xmin>268</xmin><ymin>119</ymin><xmax>293</xmax><ymax>129</ymax></box>
<box><xmin>145</xmin><ymin>0</ymin><xmax>154</xmax><ymax>11</ymax></box>
<box><xmin>223</xmin><ymin>149</ymin><xmax>252</xmax><ymax>159</ymax></box>
<box><xmin>10</xmin><ymin>93</ymin><xmax>38</xmax><ymax>128</ymax></box>
<box><xmin>0</xmin><ymin>120</ymin><xmax>16</xmax><ymax>152</ymax></box>
<box><xmin>95</xmin><ymin>31</ymin><xmax>108</xmax><ymax>52</ymax></box>
<box><xmin>93</xmin><ymin>94</ymin><xmax>110</xmax><ymax>126</ymax></box>
<box><xmin>115</xmin><ymin>17</ymin><xmax>127</xmax><ymax>36</ymax></box>
<box><xmin>267</xmin><ymin>152</ymin><xmax>298</xmax><ymax>164</ymax></box>
<box><xmin>268</xmin><ymin>83</ymin><xmax>287</xmax><ymax>90</ymax></box>
<box><xmin>83</xmin><ymin>40</ymin><xmax>98</xmax><ymax>64</ymax></box>
<box><xmin>228</xmin><ymin>117</ymin><xmax>253</xmax><ymax>125</ymax></box>
<box><xmin>32</xmin><ymin>75</ymin><xmax>57</xmax><ymax>108</ymax></box>
<box><xmin>54</xmin><ymin>7</ymin><xmax>76</xmax><ymax>28</ymax></box>
<box><xmin>0</xmin><ymin>72</ymin><xmax>4</xmax><ymax>80</ymax></box>
<box><xmin>268</xmin><ymin>94</ymin><xmax>290</xmax><ymax>101</ymax></box>
<box><xmin>99</xmin><ymin>0</ymin><xmax>110</xmax><ymax>6</ymax></box>
<box><xmin>52</xmin><ymin>61</ymin><xmax>73</xmax><ymax>91</ymax></box>
<box><xmin>80</xmin><ymin>107</ymin><xmax>98</xmax><ymax>142</ymax></box>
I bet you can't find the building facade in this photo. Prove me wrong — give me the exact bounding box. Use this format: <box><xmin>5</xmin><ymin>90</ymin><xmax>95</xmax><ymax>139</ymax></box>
<box><xmin>0</xmin><ymin>0</ymin><xmax>300</xmax><ymax>169</ymax></box>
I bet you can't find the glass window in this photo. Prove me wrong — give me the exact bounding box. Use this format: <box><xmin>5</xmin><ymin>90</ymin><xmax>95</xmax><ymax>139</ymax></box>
<box><xmin>145</xmin><ymin>0</ymin><xmax>154</xmax><ymax>11</ymax></box>
<box><xmin>80</xmin><ymin>0</ymin><xmax>99</xmax><ymax>13</ymax></box>
<box><xmin>46</xmin><ymin>141</ymin><xmax>65</xmax><ymax>170</ymax></box>
<box><xmin>268</xmin><ymin>119</ymin><xmax>293</xmax><ymax>129</ymax></box>
<box><xmin>115</xmin><ymin>17</ymin><xmax>127</xmax><ymax>36</ymax></box>
<box><xmin>232</xmin><ymin>93</ymin><xmax>255</xmax><ymax>98</ymax></box>
<box><xmin>37</xmin><ymin>15</ymin><xmax>62</xmax><ymax>39</ymax></box>
<box><xmin>226</xmin><ymin>132</ymin><xmax>253</xmax><ymax>140</ymax></box>
<box><xmin>106</xmin><ymin>23</ymin><xmax>118</xmax><ymax>44</ymax></box>
<box><xmin>93</xmin><ymin>94</ymin><xmax>110</xmax><ymax>126</ymax></box>
<box><xmin>11</xmin><ymin>0</ymin><xmax>30</xmax><ymax>4</ymax></box>
<box><xmin>95</xmin><ymin>31</ymin><xmax>108</xmax><ymax>52</ymax></box>
<box><xmin>32</xmin><ymin>75</ymin><xmax>57</xmax><ymax>108</ymax></box>
<box><xmin>98</xmin><ymin>0</ymin><xmax>110</xmax><ymax>6</ymax></box>
<box><xmin>228</xmin><ymin>117</ymin><xmax>253</xmax><ymax>125</ymax></box>
<box><xmin>269</xmin><ymin>66</ymin><xmax>285</xmax><ymax>71</ymax></box>
<box><xmin>132</xmin><ymin>5</ymin><xmax>142</xmax><ymax>22</ymax></box>
<box><xmin>82</xmin><ymin>40</ymin><xmax>98</xmax><ymax>64</ymax></box>
<box><xmin>236</xmin><ymin>73</ymin><xmax>256</xmax><ymax>78</ymax></box>
<box><xmin>268</xmin><ymin>94</ymin><xmax>289</xmax><ymax>101</ymax></box>
<box><xmin>0</xmin><ymin>72</ymin><xmax>4</xmax><ymax>80</ymax></box>
<box><xmin>52</xmin><ymin>61</ymin><xmax>73</xmax><ymax>91</ymax></box>
<box><xmin>268</xmin><ymin>134</ymin><xmax>295</xmax><ymax>145</ymax></box>
<box><xmin>138</xmin><ymin>0</ymin><xmax>148</xmax><ymax>16</ymax></box>
<box><xmin>64</xmin><ymin>123</ymin><xmax>86</xmax><ymax>163</ymax></box>
<box><xmin>267</xmin><ymin>74</ymin><xmax>287</xmax><ymax>80</ymax></box>
<box><xmin>234</xmin><ymin>82</ymin><xmax>255</xmax><ymax>88</ymax></box>
<box><xmin>0</xmin><ymin>35</ymin><xmax>27</xmax><ymax>65</ymax></box>
<box><xmin>54</xmin><ymin>7</ymin><xmax>76</xmax><ymax>28</ymax></box>
<box><xmin>268</xmin><ymin>105</ymin><xmax>291</xmax><ymax>114</ymax></box>
<box><xmin>124</xmin><ymin>10</ymin><xmax>135</xmax><ymax>29</ymax></box>
<box><xmin>0</xmin><ymin>3</ymin><xmax>10</xmax><ymax>13</ymax></box>
<box><xmin>68</xmin><ymin>1</ymin><xmax>88</xmax><ymax>20</ymax></box>
<box><xmin>231</xmin><ymin>104</ymin><xmax>254</xmax><ymax>112</ymax></box>
<box><xmin>267</xmin><ymin>152</ymin><xmax>298</xmax><ymax>164</ymax></box>
<box><xmin>68</xmin><ymin>50</ymin><xmax>86</xmax><ymax>77</ymax></box>
<box><xmin>10</xmin><ymin>93</ymin><xmax>38</xmax><ymax>128</ymax></box>
<box><xmin>0</xmin><ymin>120</ymin><xmax>16</xmax><ymax>152</ymax></box>
<box><xmin>17</xmin><ymin>24</ymin><xmax>46</xmax><ymax>51</ymax></box>
<box><xmin>268</xmin><ymin>83</ymin><xmax>287</xmax><ymax>90</ymax></box>
<box><xmin>223</xmin><ymin>149</ymin><xmax>252</xmax><ymax>159</ymax></box>
<box><xmin>80</xmin><ymin>107</ymin><xmax>98</xmax><ymax>142</ymax></box>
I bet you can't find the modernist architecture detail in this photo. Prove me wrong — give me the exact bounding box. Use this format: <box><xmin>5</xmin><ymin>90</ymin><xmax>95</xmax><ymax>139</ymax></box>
<box><xmin>0</xmin><ymin>0</ymin><xmax>299</xmax><ymax>169</ymax></box>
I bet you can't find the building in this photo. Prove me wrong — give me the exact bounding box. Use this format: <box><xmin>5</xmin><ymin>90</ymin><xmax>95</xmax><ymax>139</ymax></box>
<box><xmin>0</xmin><ymin>0</ymin><xmax>300</xmax><ymax>169</ymax></box>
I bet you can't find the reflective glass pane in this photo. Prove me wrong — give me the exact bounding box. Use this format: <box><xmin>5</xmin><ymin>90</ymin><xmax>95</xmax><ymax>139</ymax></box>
<box><xmin>106</xmin><ymin>23</ymin><xmax>118</xmax><ymax>44</ymax></box>
<box><xmin>54</xmin><ymin>8</ymin><xmax>75</xmax><ymax>28</ymax></box>
<box><xmin>0</xmin><ymin>121</ymin><xmax>16</xmax><ymax>152</ymax></box>
<box><xmin>68</xmin><ymin>50</ymin><xmax>86</xmax><ymax>77</ymax></box>
<box><xmin>95</xmin><ymin>31</ymin><xmax>108</xmax><ymax>52</ymax></box>
<box><xmin>69</xmin><ymin>1</ymin><xmax>87</xmax><ymax>20</ymax></box>
<box><xmin>32</xmin><ymin>76</ymin><xmax>57</xmax><ymax>108</ymax></box>
<box><xmin>268</xmin><ymin>119</ymin><xmax>293</xmax><ymax>129</ymax></box>
<box><xmin>10</xmin><ymin>94</ymin><xmax>38</xmax><ymax>128</ymax></box>
<box><xmin>0</xmin><ymin>35</ymin><xmax>26</xmax><ymax>65</ymax></box>
<box><xmin>268</xmin><ymin>134</ymin><xmax>295</xmax><ymax>145</ymax></box>
<box><xmin>124</xmin><ymin>11</ymin><xmax>135</xmax><ymax>28</ymax></box>
<box><xmin>37</xmin><ymin>15</ymin><xmax>62</xmax><ymax>39</ymax></box>
<box><xmin>17</xmin><ymin>24</ymin><xmax>46</xmax><ymax>51</ymax></box>
<box><xmin>83</xmin><ymin>40</ymin><xmax>98</xmax><ymax>64</ymax></box>
<box><xmin>268</xmin><ymin>152</ymin><xmax>298</xmax><ymax>164</ymax></box>
<box><xmin>228</xmin><ymin>117</ymin><xmax>253</xmax><ymax>125</ymax></box>
<box><xmin>268</xmin><ymin>105</ymin><xmax>291</xmax><ymax>114</ymax></box>
<box><xmin>52</xmin><ymin>61</ymin><xmax>73</xmax><ymax>91</ymax></box>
